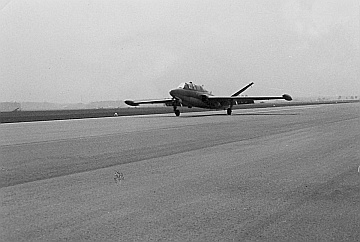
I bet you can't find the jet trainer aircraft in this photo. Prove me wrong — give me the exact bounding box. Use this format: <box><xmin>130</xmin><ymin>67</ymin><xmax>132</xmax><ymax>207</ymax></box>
<box><xmin>125</xmin><ymin>82</ymin><xmax>292</xmax><ymax>116</ymax></box>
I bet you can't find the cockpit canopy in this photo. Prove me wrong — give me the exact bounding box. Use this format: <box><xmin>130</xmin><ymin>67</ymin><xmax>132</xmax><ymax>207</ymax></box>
<box><xmin>177</xmin><ymin>82</ymin><xmax>208</xmax><ymax>92</ymax></box>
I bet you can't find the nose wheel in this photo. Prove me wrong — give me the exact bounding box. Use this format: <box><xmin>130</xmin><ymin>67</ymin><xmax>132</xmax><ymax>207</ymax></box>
<box><xmin>172</xmin><ymin>98</ymin><xmax>181</xmax><ymax>116</ymax></box>
<box><xmin>227</xmin><ymin>108</ymin><xmax>232</xmax><ymax>115</ymax></box>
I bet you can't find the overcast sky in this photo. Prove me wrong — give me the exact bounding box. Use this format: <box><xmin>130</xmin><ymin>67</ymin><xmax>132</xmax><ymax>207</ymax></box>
<box><xmin>1</xmin><ymin>0</ymin><xmax>359</xmax><ymax>103</ymax></box>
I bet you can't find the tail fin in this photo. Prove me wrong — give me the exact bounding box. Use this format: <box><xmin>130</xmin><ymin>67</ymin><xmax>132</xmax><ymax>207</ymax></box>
<box><xmin>231</xmin><ymin>82</ymin><xmax>254</xmax><ymax>97</ymax></box>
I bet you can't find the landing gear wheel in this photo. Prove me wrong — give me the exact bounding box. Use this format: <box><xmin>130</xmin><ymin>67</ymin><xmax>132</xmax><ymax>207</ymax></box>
<box><xmin>227</xmin><ymin>108</ymin><xmax>232</xmax><ymax>115</ymax></box>
<box><xmin>175</xmin><ymin>110</ymin><xmax>180</xmax><ymax>116</ymax></box>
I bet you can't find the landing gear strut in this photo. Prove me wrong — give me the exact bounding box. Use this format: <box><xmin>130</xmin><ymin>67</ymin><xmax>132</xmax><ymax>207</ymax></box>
<box><xmin>227</xmin><ymin>108</ymin><xmax>232</xmax><ymax>115</ymax></box>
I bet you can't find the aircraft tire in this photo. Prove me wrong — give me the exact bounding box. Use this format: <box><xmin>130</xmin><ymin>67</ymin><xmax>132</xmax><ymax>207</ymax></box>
<box><xmin>227</xmin><ymin>108</ymin><xmax>232</xmax><ymax>115</ymax></box>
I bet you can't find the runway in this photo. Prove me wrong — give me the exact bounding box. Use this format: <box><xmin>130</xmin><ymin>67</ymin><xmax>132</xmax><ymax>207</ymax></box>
<box><xmin>1</xmin><ymin>103</ymin><xmax>360</xmax><ymax>241</ymax></box>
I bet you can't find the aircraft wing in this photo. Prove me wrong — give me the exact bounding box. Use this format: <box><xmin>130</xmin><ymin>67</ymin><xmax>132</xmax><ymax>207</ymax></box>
<box><xmin>124</xmin><ymin>98</ymin><xmax>174</xmax><ymax>106</ymax></box>
<box><xmin>204</xmin><ymin>94</ymin><xmax>292</xmax><ymax>104</ymax></box>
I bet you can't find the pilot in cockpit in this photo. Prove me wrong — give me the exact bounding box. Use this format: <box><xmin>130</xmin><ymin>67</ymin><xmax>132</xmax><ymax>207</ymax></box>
<box><xmin>188</xmin><ymin>82</ymin><xmax>194</xmax><ymax>90</ymax></box>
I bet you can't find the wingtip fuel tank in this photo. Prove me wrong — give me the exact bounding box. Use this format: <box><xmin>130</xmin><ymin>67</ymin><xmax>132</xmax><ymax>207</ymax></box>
<box><xmin>282</xmin><ymin>94</ymin><xmax>292</xmax><ymax>101</ymax></box>
<box><xmin>124</xmin><ymin>100</ymin><xmax>139</xmax><ymax>106</ymax></box>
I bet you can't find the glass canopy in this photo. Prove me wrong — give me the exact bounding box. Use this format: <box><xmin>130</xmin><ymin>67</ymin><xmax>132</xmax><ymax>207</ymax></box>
<box><xmin>177</xmin><ymin>82</ymin><xmax>207</xmax><ymax>92</ymax></box>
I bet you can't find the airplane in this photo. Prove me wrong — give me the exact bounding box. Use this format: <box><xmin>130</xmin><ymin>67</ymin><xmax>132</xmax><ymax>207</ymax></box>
<box><xmin>125</xmin><ymin>82</ymin><xmax>292</xmax><ymax>116</ymax></box>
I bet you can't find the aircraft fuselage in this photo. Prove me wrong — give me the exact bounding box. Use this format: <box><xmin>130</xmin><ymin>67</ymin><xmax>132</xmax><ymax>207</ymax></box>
<box><xmin>169</xmin><ymin>88</ymin><xmax>215</xmax><ymax>109</ymax></box>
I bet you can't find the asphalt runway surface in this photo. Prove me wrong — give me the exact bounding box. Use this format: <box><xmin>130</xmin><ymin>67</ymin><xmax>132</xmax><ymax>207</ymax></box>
<box><xmin>1</xmin><ymin>103</ymin><xmax>360</xmax><ymax>241</ymax></box>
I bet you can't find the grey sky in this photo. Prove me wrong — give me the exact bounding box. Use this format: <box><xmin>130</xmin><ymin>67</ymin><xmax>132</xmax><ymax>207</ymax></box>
<box><xmin>1</xmin><ymin>0</ymin><xmax>359</xmax><ymax>103</ymax></box>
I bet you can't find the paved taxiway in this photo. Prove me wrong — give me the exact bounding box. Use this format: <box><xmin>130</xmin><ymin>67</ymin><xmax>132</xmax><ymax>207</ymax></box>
<box><xmin>1</xmin><ymin>103</ymin><xmax>360</xmax><ymax>241</ymax></box>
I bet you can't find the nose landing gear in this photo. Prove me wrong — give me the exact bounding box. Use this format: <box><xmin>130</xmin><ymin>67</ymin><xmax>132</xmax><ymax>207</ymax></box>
<box><xmin>171</xmin><ymin>98</ymin><xmax>181</xmax><ymax>116</ymax></box>
<box><xmin>227</xmin><ymin>108</ymin><xmax>232</xmax><ymax>115</ymax></box>
<box><xmin>173</xmin><ymin>104</ymin><xmax>180</xmax><ymax>116</ymax></box>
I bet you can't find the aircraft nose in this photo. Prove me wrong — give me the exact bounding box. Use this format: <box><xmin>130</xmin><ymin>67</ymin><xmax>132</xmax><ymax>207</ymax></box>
<box><xmin>169</xmin><ymin>89</ymin><xmax>177</xmax><ymax>97</ymax></box>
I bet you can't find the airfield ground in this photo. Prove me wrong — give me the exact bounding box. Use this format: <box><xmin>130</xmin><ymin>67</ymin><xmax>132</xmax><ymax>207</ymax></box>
<box><xmin>1</xmin><ymin>100</ymin><xmax>358</xmax><ymax>123</ymax></box>
<box><xmin>1</xmin><ymin>102</ymin><xmax>360</xmax><ymax>241</ymax></box>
